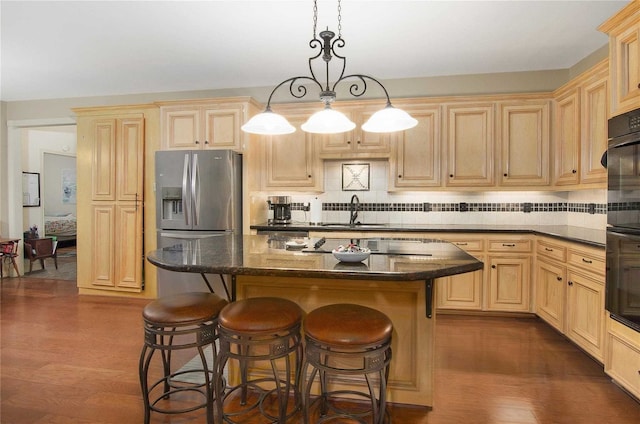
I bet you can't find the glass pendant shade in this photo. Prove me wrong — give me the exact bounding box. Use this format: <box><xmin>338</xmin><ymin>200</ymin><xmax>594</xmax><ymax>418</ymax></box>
<box><xmin>301</xmin><ymin>106</ymin><xmax>356</xmax><ymax>134</ymax></box>
<box><xmin>241</xmin><ymin>111</ymin><xmax>296</xmax><ymax>135</ymax></box>
<box><xmin>361</xmin><ymin>105</ymin><xmax>419</xmax><ymax>133</ymax></box>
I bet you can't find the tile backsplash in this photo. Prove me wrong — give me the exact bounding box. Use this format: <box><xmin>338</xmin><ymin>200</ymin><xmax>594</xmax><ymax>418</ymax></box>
<box><xmin>282</xmin><ymin>160</ymin><xmax>607</xmax><ymax>230</ymax></box>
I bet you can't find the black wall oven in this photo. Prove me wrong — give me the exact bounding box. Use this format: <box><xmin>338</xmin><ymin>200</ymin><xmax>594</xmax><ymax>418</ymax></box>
<box><xmin>606</xmin><ymin>107</ymin><xmax>640</xmax><ymax>333</ymax></box>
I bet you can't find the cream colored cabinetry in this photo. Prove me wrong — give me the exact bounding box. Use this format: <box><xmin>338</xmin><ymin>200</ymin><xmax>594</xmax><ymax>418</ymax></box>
<box><xmin>159</xmin><ymin>98</ymin><xmax>259</xmax><ymax>151</ymax></box>
<box><xmin>390</xmin><ymin>104</ymin><xmax>441</xmax><ymax>189</ymax></box>
<box><xmin>486</xmin><ymin>237</ymin><xmax>532</xmax><ymax>312</ymax></box>
<box><xmin>605</xmin><ymin>316</ymin><xmax>640</xmax><ymax>400</ymax></box>
<box><xmin>566</xmin><ymin>243</ymin><xmax>606</xmax><ymax>362</ymax></box>
<box><xmin>554</xmin><ymin>88</ymin><xmax>580</xmax><ymax>186</ymax></box>
<box><xmin>599</xmin><ymin>1</ymin><xmax>640</xmax><ymax>116</ymax></box>
<box><xmin>497</xmin><ymin>100</ymin><xmax>551</xmax><ymax>186</ymax></box>
<box><xmin>444</xmin><ymin>102</ymin><xmax>495</xmax><ymax>187</ymax></box>
<box><xmin>76</xmin><ymin>110</ymin><xmax>147</xmax><ymax>293</ymax></box>
<box><xmin>535</xmin><ymin>238</ymin><xmax>568</xmax><ymax>332</ymax></box>
<box><xmin>436</xmin><ymin>236</ymin><xmax>484</xmax><ymax>311</ymax></box>
<box><xmin>553</xmin><ymin>60</ymin><xmax>609</xmax><ymax>188</ymax></box>
<box><xmin>262</xmin><ymin>107</ymin><xmax>323</xmax><ymax>191</ymax></box>
<box><xmin>318</xmin><ymin>103</ymin><xmax>390</xmax><ymax>159</ymax></box>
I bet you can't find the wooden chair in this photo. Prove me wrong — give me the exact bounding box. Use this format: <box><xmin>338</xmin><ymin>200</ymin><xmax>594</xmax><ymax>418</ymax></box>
<box><xmin>1</xmin><ymin>241</ymin><xmax>21</xmax><ymax>279</ymax></box>
<box><xmin>24</xmin><ymin>238</ymin><xmax>58</xmax><ymax>273</ymax></box>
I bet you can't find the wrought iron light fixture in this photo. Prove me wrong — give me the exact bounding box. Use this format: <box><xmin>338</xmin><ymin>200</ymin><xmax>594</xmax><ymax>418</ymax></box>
<box><xmin>241</xmin><ymin>0</ymin><xmax>418</xmax><ymax>135</ymax></box>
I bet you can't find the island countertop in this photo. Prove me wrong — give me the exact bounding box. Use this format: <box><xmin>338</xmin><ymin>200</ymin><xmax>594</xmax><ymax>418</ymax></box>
<box><xmin>147</xmin><ymin>234</ymin><xmax>484</xmax><ymax>282</ymax></box>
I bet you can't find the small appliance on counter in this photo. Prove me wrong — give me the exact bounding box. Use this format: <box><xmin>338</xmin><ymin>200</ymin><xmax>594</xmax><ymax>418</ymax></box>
<box><xmin>268</xmin><ymin>196</ymin><xmax>292</xmax><ymax>224</ymax></box>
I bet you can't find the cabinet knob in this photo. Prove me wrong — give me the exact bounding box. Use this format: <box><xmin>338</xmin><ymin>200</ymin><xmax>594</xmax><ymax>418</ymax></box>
<box><xmin>357</xmin><ymin>140</ymin><xmax>361</xmax><ymax>144</ymax></box>
<box><xmin>398</xmin><ymin>175</ymin><xmax>402</xmax><ymax>178</ymax></box>
<box><xmin>195</xmin><ymin>140</ymin><xmax>200</xmax><ymax>144</ymax></box>
<box><xmin>449</xmin><ymin>174</ymin><xmax>454</xmax><ymax>178</ymax></box>
<box><xmin>204</xmin><ymin>140</ymin><xmax>209</xmax><ymax>144</ymax></box>
<box><xmin>347</xmin><ymin>140</ymin><xmax>351</xmax><ymax>144</ymax></box>
<box><xmin>572</xmin><ymin>169</ymin><xmax>577</xmax><ymax>174</ymax></box>
<box><xmin>568</xmin><ymin>281</ymin><xmax>573</xmax><ymax>286</ymax></box>
<box><xmin>557</xmin><ymin>276</ymin><xmax>562</xmax><ymax>281</ymax></box>
<box><xmin>545</xmin><ymin>247</ymin><xmax>553</xmax><ymax>252</ymax></box>
<box><xmin>503</xmin><ymin>173</ymin><xmax>507</xmax><ymax>177</ymax></box>
<box><xmin>308</xmin><ymin>175</ymin><xmax>312</xmax><ymax>178</ymax></box>
<box><xmin>582</xmin><ymin>258</ymin><xmax>593</xmax><ymax>264</ymax></box>
<box><xmin>491</xmin><ymin>265</ymin><xmax>496</xmax><ymax>269</ymax></box>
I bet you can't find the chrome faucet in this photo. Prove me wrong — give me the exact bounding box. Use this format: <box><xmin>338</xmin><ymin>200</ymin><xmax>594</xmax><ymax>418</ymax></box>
<box><xmin>349</xmin><ymin>194</ymin><xmax>360</xmax><ymax>225</ymax></box>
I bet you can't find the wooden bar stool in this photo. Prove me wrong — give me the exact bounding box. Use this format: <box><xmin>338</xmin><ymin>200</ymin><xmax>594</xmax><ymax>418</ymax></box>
<box><xmin>215</xmin><ymin>297</ymin><xmax>304</xmax><ymax>423</ymax></box>
<box><xmin>302</xmin><ymin>304</ymin><xmax>393</xmax><ymax>424</ymax></box>
<box><xmin>139</xmin><ymin>292</ymin><xmax>228</xmax><ymax>424</ymax></box>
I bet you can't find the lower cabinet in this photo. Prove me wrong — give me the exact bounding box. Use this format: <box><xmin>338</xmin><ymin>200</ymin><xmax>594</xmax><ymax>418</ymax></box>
<box><xmin>566</xmin><ymin>269</ymin><xmax>606</xmax><ymax>362</ymax></box>
<box><xmin>436</xmin><ymin>254</ymin><xmax>484</xmax><ymax>310</ymax></box>
<box><xmin>487</xmin><ymin>255</ymin><xmax>531</xmax><ymax>312</ymax></box>
<box><xmin>535</xmin><ymin>258</ymin><xmax>567</xmax><ymax>332</ymax></box>
<box><xmin>605</xmin><ymin>316</ymin><xmax>640</xmax><ymax>400</ymax></box>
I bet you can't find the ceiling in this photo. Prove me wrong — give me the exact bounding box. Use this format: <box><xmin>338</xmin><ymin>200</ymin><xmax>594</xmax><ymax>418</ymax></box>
<box><xmin>0</xmin><ymin>0</ymin><xmax>630</xmax><ymax>102</ymax></box>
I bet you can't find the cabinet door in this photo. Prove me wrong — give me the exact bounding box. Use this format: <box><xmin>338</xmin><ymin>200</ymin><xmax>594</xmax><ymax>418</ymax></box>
<box><xmin>605</xmin><ymin>318</ymin><xmax>640</xmax><ymax>399</ymax></box>
<box><xmin>114</xmin><ymin>203</ymin><xmax>143</xmax><ymax>289</ymax></box>
<box><xmin>566</xmin><ymin>270</ymin><xmax>605</xmax><ymax>361</ymax></box>
<box><xmin>263</xmin><ymin>114</ymin><xmax>322</xmax><ymax>190</ymax></box>
<box><xmin>436</xmin><ymin>254</ymin><xmax>484</xmax><ymax>310</ymax></box>
<box><xmin>92</xmin><ymin>119</ymin><xmax>117</xmax><ymax>201</ymax></box>
<box><xmin>202</xmin><ymin>106</ymin><xmax>242</xmax><ymax>150</ymax></box>
<box><xmin>498</xmin><ymin>101</ymin><xmax>550</xmax><ymax>186</ymax></box>
<box><xmin>391</xmin><ymin>105</ymin><xmax>441</xmax><ymax>189</ymax></box>
<box><xmin>554</xmin><ymin>89</ymin><xmax>580</xmax><ymax>185</ymax></box>
<box><xmin>90</xmin><ymin>204</ymin><xmax>115</xmax><ymax>287</ymax></box>
<box><xmin>117</xmin><ymin>117</ymin><xmax>144</xmax><ymax>201</ymax></box>
<box><xmin>318</xmin><ymin>106</ymin><xmax>390</xmax><ymax>158</ymax></box>
<box><xmin>487</xmin><ymin>256</ymin><xmax>531</xmax><ymax>312</ymax></box>
<box><xmin>445</xmin><ymin>103</ymin><xmax>495</xmax><ymax>187</ymax></box>
<box><xmin>535</xmin><ymin>258</ymin><xmax>566</xmax><ymax>332</ymax></box>
<box><xmin>162</xmin><ymin>106</ymin><xmax>200</xmax><ymax>149</ymax></box>
<box><xmin>581</xmin><ymin>73</ymin><xmax>608</xmax><ymax>184</ymax></box>
<box><xmin>612</xmin><ymin>23</ymin><xmax>640</xmax><ymax>115</ymax></box>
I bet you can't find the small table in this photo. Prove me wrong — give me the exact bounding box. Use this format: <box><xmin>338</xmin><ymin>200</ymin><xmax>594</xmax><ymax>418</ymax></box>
<box><xmin>0</xmin><ymin>237</ymin><xmax>21</xmax><ymax>279</ymax></box>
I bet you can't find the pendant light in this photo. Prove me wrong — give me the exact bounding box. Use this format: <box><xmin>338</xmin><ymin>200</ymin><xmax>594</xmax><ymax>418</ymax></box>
<box><xmin>241</xmin><ymin>0</ymin><xmax>417</xmax><ymax>135</ymax></box>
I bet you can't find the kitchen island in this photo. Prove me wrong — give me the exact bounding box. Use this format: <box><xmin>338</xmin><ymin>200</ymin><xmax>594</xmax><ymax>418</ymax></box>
<box><xmin>147</xmin><ymin>234</ymin><xmax>483</xmax><ymax>407</ymax></box>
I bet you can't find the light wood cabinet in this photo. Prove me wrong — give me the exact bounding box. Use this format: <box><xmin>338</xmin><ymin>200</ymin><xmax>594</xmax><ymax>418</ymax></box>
<box><xmin>390</xmin><ymin>104</ymin><xmax>441</xmax><ymax>189</ymax></box>
<box><xmin>554</xmin><ymin>88</ymin><xmax>580</xmax><ymax>186</ymax></box>
<box><xmin>566</xmin><ymin>268</ymin><xmax>605</xmax><ymax>362</ymax></box>
<box><xmin>318</xmin><ymin>104</ymin><xmax>390</xmax><ymax>159</ymax></box>
<box><xmin>444</xmin><ymin>103</ymin><xmax>495</xmax><ymax>187</ymax></box>
<box><xmin>599</xmin><ymin>1</ymin><xmax>640</xmax><ymax>116</ymax></box>
<box><xmin>486</xmin><ymin>236</ymin><xmax>532</xmax><ymax>312</ymax></box>
<box><xmin>437</xmin><ymin>253</ymin><xmax>484</xmax><ymax>311</ymax></box>
<box><xmin>159</xmin><ymin>98</ymin><xmax>259</xmax><ymax>151</ymax></box>
<box><xmin>77</xmin><ymin>112</ymin><xmax>145</xmax><ymax>292</ymax></box>
<box><xmin>536</xmin><ymin>258</ymin><xmax>566</xmax><ymax>332</ymax></box>
<box><xmin>497</xmin><ymin>100</ymin><xmax>550</xmax><ymax>186</ymax></box>
<box><xmin>580</xmin><ymin>64</ymin><xmax>609</xmax><ymax>184</ymax></box>
<box><xmin>262</xmin><ymin>108</ymin><xmax>323</xmax><ymax>191</ymax></box>
<box><xmin>605</xmin><ymin>316</ymin><xmax>640</xmax><ymax>400</ymax></box>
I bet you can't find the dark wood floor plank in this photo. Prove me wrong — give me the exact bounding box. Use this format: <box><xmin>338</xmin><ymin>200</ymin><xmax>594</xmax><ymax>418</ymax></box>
<box><xmin>2</xmin><ymin>277</ymin><xmax>639</xmax><ymax>423</ymax></box>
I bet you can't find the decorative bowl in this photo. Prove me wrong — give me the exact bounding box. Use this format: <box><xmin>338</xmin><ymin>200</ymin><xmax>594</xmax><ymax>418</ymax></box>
<box><xmin>332</xmin><ymin>245</ymin><xmax>371</xmax><ymax>263</ymax></box>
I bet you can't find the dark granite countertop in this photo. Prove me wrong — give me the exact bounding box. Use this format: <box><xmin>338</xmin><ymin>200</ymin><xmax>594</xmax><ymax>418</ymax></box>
<box><xmin>147</xmin><ymin>234</ymin><xmax>483</xmax><ymax>282</ymax></box>
<box><xmin>250</xmin><ymin>223</ymin><xmax>606</xmax><ymax>248</ymax></box>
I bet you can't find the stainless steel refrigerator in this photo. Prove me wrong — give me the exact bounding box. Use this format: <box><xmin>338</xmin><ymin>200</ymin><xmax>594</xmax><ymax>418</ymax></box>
<box><xmin>155</xmin><ymin>149</ymin><xmax>242</xmax><ymax>297</ymax></box>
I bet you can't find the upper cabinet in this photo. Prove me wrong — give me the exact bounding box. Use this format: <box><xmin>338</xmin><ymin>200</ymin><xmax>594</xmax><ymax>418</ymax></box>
<box><xmin>553</xmin><ymin>60</ymin><xmax>609</xmax><ymax>188</ymax></box>
<box><xmin>261</xmin><ymin>106</ymin><xmax>323</xmax><ymax>191</ymax></box>
<box><xmin>599</xmin><ymin>1</ymin><xmax>640</xmax><ymax>117</ymax></box>
<box><xmin>444</xmin><ymin>102</ymin><xmax>495</xmax><ymax>187</ymax></box>
<box><xmin>318</xmin><ymin>103</ymin><xmax>391</xmax><ymax>159</ymax></box>
<box><xmin>497</xmin><ymin>99</ymin><xmax>551</xmax><ymax>186</ymax></box>
<box><xmin>390</xmin><ymin>103</ymin><xmax>441</xmax><ymax>189</ymax></box>
<box><xmin>159</xmin><ymin>98</ymin><xmax>261</xmax><ymax>151</ymax></box>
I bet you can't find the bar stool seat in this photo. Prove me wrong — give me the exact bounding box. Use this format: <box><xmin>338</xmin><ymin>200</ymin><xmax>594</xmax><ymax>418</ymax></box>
<box><xmin>139</xmin><ymin>292</ymin><xmax>228</xmax><ymax>424</ymax></box>
<box><xmin>303</xmin><ymin>303</ymin><xmax>393</xmax><ymax>424</ymax></box>
<box><xmin>216</xmin><ymin>296</ymin><xmax>304</xmax><ymax>423</ymax></box>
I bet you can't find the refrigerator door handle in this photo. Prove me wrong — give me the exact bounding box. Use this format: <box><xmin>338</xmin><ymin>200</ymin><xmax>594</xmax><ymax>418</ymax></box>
<box><xmin>192</xmin><ymin>153</ymin><xmax>200</xmax><ymax>226</ymax></box>
<box><xmin>182</xmin><ymin>153</ymin><xmax>191</xmax><ymax>226</ymax></box>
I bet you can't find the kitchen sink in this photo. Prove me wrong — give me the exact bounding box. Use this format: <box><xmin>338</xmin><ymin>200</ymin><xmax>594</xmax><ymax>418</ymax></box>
<box><xmin>320</xmin><ymin>223</ymin><xmax>386</xmax><ymax>228</ymax></box>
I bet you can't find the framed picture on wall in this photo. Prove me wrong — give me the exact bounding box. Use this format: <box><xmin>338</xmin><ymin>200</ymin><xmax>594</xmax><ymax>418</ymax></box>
<box><xmin>22</xmin><ymin>172</ymin><xmax>41</xmax><ymax>207</ymax></box>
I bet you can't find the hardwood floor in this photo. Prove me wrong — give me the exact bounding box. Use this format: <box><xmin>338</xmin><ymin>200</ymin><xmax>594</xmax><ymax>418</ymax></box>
<box><xmin>2</xmin><ymin>277</ymin><xmax>639</xmax><ymax>423</ymax></box>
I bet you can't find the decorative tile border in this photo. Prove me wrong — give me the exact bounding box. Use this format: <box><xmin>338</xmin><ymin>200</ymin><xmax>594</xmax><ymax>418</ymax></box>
<box><xmin>292</xmin><ymin>202</ymin><xmax>609</xmax><ymax>215</ymax></box>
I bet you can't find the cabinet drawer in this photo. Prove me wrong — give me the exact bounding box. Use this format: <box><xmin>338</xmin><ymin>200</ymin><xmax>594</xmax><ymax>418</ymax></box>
<box><xmin>446</xmin><ymin>238</ymin><xmax>484</xmax><ymax>252</ymax></box>
<box><xmin>567</xmin><ymin>246</ymin><xmax>605</xmax><ymax>276</ymax></box>
<box><xmin>606</xmin><ymin>318</ymin><xmax>640</xmax><ymax>399</ymax></box>
<box><xmin>488</xmin><ymin>238</ymin><xmax>532</xmax><ymax>253</ymax></box>
<box><xmin>621</xmin><ymin>240</ymin><xmax>640</xmax><ymax>254</ymax></box>
<box><xmin>537</xmin><ymin>239</ymin><xmax>567</xmax><ymax>262</ymax></box>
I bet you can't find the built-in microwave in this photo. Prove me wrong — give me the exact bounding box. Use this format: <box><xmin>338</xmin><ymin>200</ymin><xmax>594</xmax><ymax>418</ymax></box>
<box><xmin>606</xmin><ymin>107</ymin><xmax>640</xmax><ymax>333</ymax></box>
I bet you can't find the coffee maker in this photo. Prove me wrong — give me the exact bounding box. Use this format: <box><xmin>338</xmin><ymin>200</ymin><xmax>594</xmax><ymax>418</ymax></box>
<box><xmin>268</xmin><ymin>196</ymin><xmax>292</xmax><ymax>224</ymax></box>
